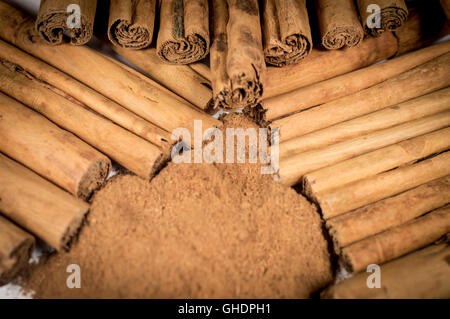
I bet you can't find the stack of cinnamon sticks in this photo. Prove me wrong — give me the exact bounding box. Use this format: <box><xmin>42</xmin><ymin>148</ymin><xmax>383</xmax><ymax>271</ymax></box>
<box><xmin>28</xmin><ymin>0</ymin><xmax>425</xmax><ymax>114</ymax></box>
<box><xmin>0</xmin><ymin>1</ymin><xmax>222</xmax><ymax>285</ymax></box>
<box><xmin>322</xmin><ymin>241</ymin><xmax>450</xmax><ymax>298</ymax></box>
<box><xmin>1</xmin><ymin>0</ymin><xmax>449</xmax><ymax>296</ymax></box>
<box><xmin>269</xmin><ymin>5</ymin><xmax>450</xmax><ymax>282</ymax></box>
<box><xmin>30</xmin><ymin>0</ymin><xmax>447</xmax><ymax>116</ymax></box>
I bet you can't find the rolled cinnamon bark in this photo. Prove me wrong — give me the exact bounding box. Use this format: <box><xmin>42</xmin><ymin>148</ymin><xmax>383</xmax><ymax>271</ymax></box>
<box><xmin>0</xmin><ymin>63</ymin><xmax>167</xmax><ymax>180</ymax></box>
<box><xmin>273</xmin><ymin>52</ymin><xmax>450</xmax><ymax>142</ymax></box>
<box><xmin>327</xmin><ymin>176</ymin><xmax>450</xmax><ymax>250</ymax></box>
<box><xmin>0</xmin><ymin>40</ymin><xmax>170</xmax><ymax>148</ymax></box>
<box><xmin>279</xmin><ymin>88</ymin><xmax>450</xmax><ymax>159</ymax></box>
<box><xmin>0</xmin><ymin>2</ymin><xmax>220</xmax><ymax>137</ymax></box>
<box><xmin>279</xmin><ymin>112</ymin><xmax>450</xmax><ymax>187</ymax></box>
<box><xmin>304</xmin><ymin>128</ymin><xmax>450</xmax><ymax>197</ymax></box>
<box><xmin>0</xmin><ymin>154</ymin><xmax>89</xmax><ymax>251</ymax></box>
<box><xmin>322</xmin><ymin>243</ymin><xmax>450</xmax><ymax>298</ymax></box>
<box><xmin>262</xmin><ymin>0</ymin><xmax>312</xmax><ymax>66</ymax></box>
<box><xmin>210</xmin><ymin>0</ymin><xmax>266</xmax><ymax>110</ymax></box>
<box><xmin>36</xmin><ymin>0</ymin><xmax>97</xmax><ymax>45</ymax></box>
<box><xmin>210</xmin><ymin>0</ymin><xmax>231</xmax><ymax>110</ymax></box>
<box><xmin>342</xmin><ymin>205</ymin><xmax>450</xmax><ymax>273</ymax></box>
<box><xmin>108</xmin><ymin>0</ymin><xmax>156</xmax><ymax>49</ymax></box>
<box><xmin>0</xmin><ymin>92</ymin><xmax>110</xmax><ymax>200</ymax></box>
<box><xmin>318</xmin><ymin>152</ymin><xmax>450</xmax><ymax>220</ymax></box>
<box><xmin>263</xmin><ymin>7</ymin><xmax>445</xmax><ymax>100</ymax></box>
<box><xmin>264</xmin><ymin>40</ymin><xmax>450</xmax><ymax>121</ymax></box>
<box><xmin>316</xmin><ymin>0</ymin><xmax>363</xmax><ymax>50</ymax></box>
<box><xmin>356</xmin><ymin>0</ymin><xmax>408</xmax><ymax>37</ymax></box>
<box><xmin>112</xmin><ymin>45</ymin><xmax>212</xmax><ymax>110</ymax></box>
<box><xmin>0</xmin><ymin>215</ymin><xmax>34</xmax><ymax>286</ymax></box>
<box><xmin>157</xmin><ymin>0</ymin><xmax>209</xmax><ymax>64</ymax></box>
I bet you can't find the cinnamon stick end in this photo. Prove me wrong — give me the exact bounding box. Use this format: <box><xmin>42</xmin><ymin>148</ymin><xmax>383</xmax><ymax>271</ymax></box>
<box><xmin>77</xmin><ymin>158</ymin><xmax>111</xmax><ymax>200</ymax></box>
<box><xmin>325</xmin><ymin>219</ymin><xmax>345</xmax><ymax>254</ymax></box>
<box><xmin>58</xmin><ymin>205</ymin><xmax>90</xmax><ymax>252</ymax></box>
<box><xmin>108</xmin><ymin>19</ymin><xmax>153</xmax><ymax>50</ymax></box>
<box><xmin>0</xmin><ymin>235</ymin><xmax>34</xmax><ymax>286</ymax></box>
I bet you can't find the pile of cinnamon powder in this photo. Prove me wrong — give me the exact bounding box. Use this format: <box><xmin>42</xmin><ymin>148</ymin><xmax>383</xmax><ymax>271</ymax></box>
<box><xmin>23</xmin><ymin>114</ymin><xmax>332</xmax><ymax>298</ymax></box>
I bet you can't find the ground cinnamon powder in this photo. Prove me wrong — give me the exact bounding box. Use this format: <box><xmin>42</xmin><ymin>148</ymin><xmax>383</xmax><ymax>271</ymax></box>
<box><xmin>23</xmin><ymin>114</ymin><xmax>332</xmax><ymax>298</ymax></box>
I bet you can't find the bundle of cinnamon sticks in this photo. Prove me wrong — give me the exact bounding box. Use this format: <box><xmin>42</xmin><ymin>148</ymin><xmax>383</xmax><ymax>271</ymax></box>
<box><xmin>0</xmin><ymin>1</ymin><xmax>222</xmax><ymax>285</ymax></box>
<box><xmin>274</xmin><ymin>49</ymin><xmax>450</xmax><ymax>280</ymax></box>
<box><xmin>1</xmin><ymin>0</ymin><xmax>449</xmax><ymax>295</ymax></box>
<box><xmin>256</xmin><ymin>2</ymin><xmax>450</xmax><ymax>280</ymax></box>
<box><xmin>29</xmin><ymin>0</ymin><xmax>447</xmax><ymax>116</ymax></box>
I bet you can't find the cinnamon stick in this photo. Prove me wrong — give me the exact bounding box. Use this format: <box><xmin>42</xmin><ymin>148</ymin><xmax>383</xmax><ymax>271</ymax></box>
<box><xmin>210</xmin><ymin>0</ymin><xmax>230</xmax><ymax>110</ymax></box>
<box><xmin>112</xmin><ymin>45</ymin><xmax>213</xmax><ymax>110</ymax></box>
<box><xmin>342</xmin><ymin>205</ymin><xmax>450</xmax><ymax>273</ymax></box>
<box><xmin>318</xmin><ymin>152</ymin><xmax>450</xmax><ymax>219</ymax></box>
<box><xmin>0</xmin><ymin>39</ymin><xmax>170</xmax><ymax>148</ymax></box>
<box><xmin>101</xmin><ymin>51</ymin><xmax>193</xmax><ymax>106</ymax></box>
<box><xmin>356</xmin><ymin>0</ymin><xmax>408</xmax><ymax>37</ymax></box>
<box><xmin>108</xmin><ymin>0</ymin><xmax>156</xmax><ymax>49</ymax></box>
<box><xmin>0</xmin><ymin>154</ymin><xmax>90</xmax><ymax>251</ymax></box>
<box><xmin>264</xmin><ymin>40</ymin><xmax>450</xmax><ymax>121</ymax></box>
<box><xmin>304</xmin><ymin>128</ymin><xmax>450</xmax><ymax>197</ymax></box>
<box><xmin>322</xmin><ymin>243</ymin><xmax>450</xmax><ymax>298</ymax></box>
<box><xmin>36</xmin><ymin>0</ymin><xmax>97</xmax><ymax>45</ymax></box>
<box><xmin>279</xmin><ymin>112</ymin><xmax>450</xmax><ymax>187</ymax></box>
<box><xmin>264</xmin><ymin>7</ymin><xmax>445</xmax><ymax>100</ymax></box>
<box><xmin>273</xmin><ymin>52</ymin><xmax>450</xmax><ymax>142</ymax></box>
<box><xmin>327</xmin><ymin>176</ymin><xmax>450</xmax><ymax>250</ymax></box>
<box><xmin>262</xmin><ymin>0</ymin><xmax>312</xmax><ymax>66</ymax></box>
<box><xmin>0</xmin><ymin>92</ymin><xmax>110</xmax><ymax>200</ymax></box>
<box><xmin>316</xmin><ymin>0</ymin><xmax>364</xmax><ymax>50</ymax></box>
<box><xmin>0</xmin><ymin>63</ymin><xmax>167</xmax><ymax>180</ymax></box>
<box><xmin>0</xmin><ymin>215</ymin><xmax>34</xmax><ymax>286</ymax></box>
<box><xmin>157</xmin><ymin>0</ymin><xmax>209</xmax><ymax>64</ymax></box>
<box><xmin>0</xmin><ymin>2</ymin><xmax>220</xmax><ymax>137</ymax></box>
<box><xmin>189</xmin><ymin>62</ymin><xmax>212</xmax><ymax>81</ymax></box>
<box><xmin>279</xmin><ymin>88</ymin><xmax>450</xmax><ymax>159</ymax></box>
<box><xmin>263</xmin><ymin>33</ymin><xmax>398</xmax><ymax>99</ymax></box>
<box><xmin>210</xmin><ymin>0</ymin><xmax>266</xmax><ymax>110</ymax></box>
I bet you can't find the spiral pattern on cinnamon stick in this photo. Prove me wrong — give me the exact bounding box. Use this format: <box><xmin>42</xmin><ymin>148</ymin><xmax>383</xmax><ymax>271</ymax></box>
<box><xmin>316</xmin><ymin>0</ymin><xmax>364</xmax><ymax>50</ymax></box>
<box><xmin>157</xmin><ymin>34</ymin><xmax>209</xmax><ymax>64</ymax></box>
<box><xmin>156</xmin><ymin>0</ymin><xmax>209</xmax><ymax>64</ymax></box>
<box><xmin>109</xmin><ymin>22</ymin><xmax>151</xmax><ymax>49</ymax></box>
<box><xmin>357</xmin><ymin>0</ymin><xmax>408</xmax><ymax>37</ymax></box>
<box><xmin>108</xmin><ymin>0</ymin><xmax>156</xmax><ymax>50</ymax></box>
<box><xmin>263</xmin><ymin>0</ymin><xmax>312</xmax><ymax>66</ymax></box>
<box><xmin>35</xmin><ymin>0</ymin><xmax>97</xmax><ymax>45</ymax></box>
<box><xmin>368</xmin><ymin>7</ymin><xmax>409</xmax><ymax>37</ymax></box>
<box><xmin>322</xmin><ymin>26</ymin><xmax>364</xmax><ymax>49</ymax></box>
<box><xmin>265</xmin><ymin>33</ymin><xmax>312</xmax><ymax>67</ymax></box>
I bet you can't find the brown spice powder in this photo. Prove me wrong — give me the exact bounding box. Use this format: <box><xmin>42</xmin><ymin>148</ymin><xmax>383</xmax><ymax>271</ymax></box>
<box><xmin>23</xmin><ymin>114</ymin><xmax>332</xmax><ymax>298</ymax></box>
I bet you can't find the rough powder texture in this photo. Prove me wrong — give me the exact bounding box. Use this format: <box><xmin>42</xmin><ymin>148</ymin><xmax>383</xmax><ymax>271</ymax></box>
<box><xmin>23</xmin><ymin>114</ymin><xmax>332</xmax><ymax>298</ymax></box>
